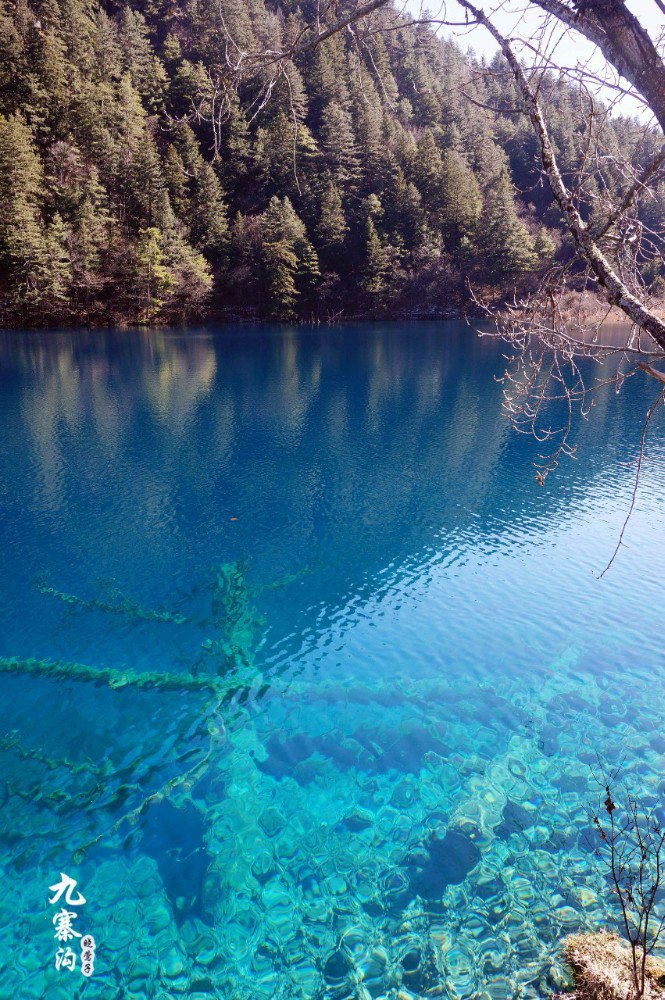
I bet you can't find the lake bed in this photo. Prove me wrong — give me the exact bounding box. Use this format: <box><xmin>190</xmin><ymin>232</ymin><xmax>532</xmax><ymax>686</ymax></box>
<box><xmin>0</xmin><ymin>323</ymin><xmax>663</xmax><ymax>998</ymax></box>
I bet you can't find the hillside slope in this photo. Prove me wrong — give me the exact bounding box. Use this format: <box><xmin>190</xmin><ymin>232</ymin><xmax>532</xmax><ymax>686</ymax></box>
<box><xmin>0</xmin><ymin>0</ymin><xmax>657</xmax><ymax>324</ymax></box>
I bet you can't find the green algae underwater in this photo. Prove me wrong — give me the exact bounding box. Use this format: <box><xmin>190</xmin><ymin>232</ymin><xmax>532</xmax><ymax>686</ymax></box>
<box><xmin>0</xmin><ymin>323</ymin><xmax>663</xmax><ymax>999</ymax></box>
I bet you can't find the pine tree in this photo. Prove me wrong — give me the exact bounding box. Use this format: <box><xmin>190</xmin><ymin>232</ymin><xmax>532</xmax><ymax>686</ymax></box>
<box><xmin>361</xmin><ymin>217</ymin><xmax>391</xmax><ymax>299</ymax></box>
<box><xmin>316</xmin><ymin>180</ymin><xmax>347</xmax><ymax>249</ymax></box>
<box><xmin>263</xmin><ymin>238</ymin><xmax>299</xmax><ymax>318</ymax></box>
<box><xmin>296</xmin><ymin>238</ymin><xmax>321</xmax><ymax>301</ymax></box>
<box><xmin>272</xmin><ymin>61</ymin><xmax>308</xmax><ymax>123</ymax></box>
<box><xmin>261</xmin><ymin>196</ymin><xmax>319</xmax><ymax>317</ymax></box>
<box><xmin>119</xmin><ymin>8</ymin><xmax>152</xmax><ymax>95</ymax></box>
<box><xmin>161</xmin><ymin>32</ymin><xmax>181</xmax><ymax>67</ymax></box>
<box><xmin>114</xmin><ymin>73</ymin><xmax>171</xmax><ymax>231</ymax></box>
<box><xmin>115</xmin><ymin>72</ymin><xmax>147</xmax><ymax>224</ymax></box>
<box><xmin>439</xmin><ymin>148</ymin><xmax>482</xmax><ymax>248</ymax></box>
<box><xmin>0</xmin><ymin>113</ymin><xmax>48</xmax><ymax>304</ymax></box>
<box><xmin>533</xmin><ymin>226</ymin><xmax>556</xmax><ymax>262</ymax></box>
<box><xmin>131</xmin><ymin>135</ymin><xmax>171</xmax><ymax>229</ymax></box>
<box><xmin>70</xmin><ymin>165</ymin><xmax>111</xmax><ymax>303</ymax></box>
<box><xmin>0</xmin><ymin>10</ymin><xmax>27</xmax><ymax>115</ymax></box>
<box><xmin>255</xmin><ymin>111</ymin><xmax>318</xmax><ymax>196</ymax></box>
<box><xmin>163</xmin><ymin>144</ymin><xmax>188</xmax><ymax>217</ymax></box>
<box><xmin>91</xmin><ymin>10</ymin><xmax>122</xmax><ymax>85</ymax></box>
<box><xmin>141</xmin><ymin>56</ymin><xmax>168</xmax><ymax>115</ymax></box>
<box><xmin>349</xmin><ymin>55</ymin><xmax>384</xmax><ymax>176</ymax></box>
<box><xmin>413</xmin><ymin>129</ymin><xmax>445</xmax><ymax>227</ymax></box>
<box><xmin>229</xmin><ymin>210</ymin><xmax>251</xmax><ymax>264</ymax></box>
<box><xmin>410</xmin><ymin>57</ymin><xmax>441</xmax><ymax>126</ymax></box>
<box><xmin>320</xmin><ymin>102</ymin><xmax>361</xmax><ymax>188</ymax></box>
<box><xmin>262</xmin><ymin>196</ymin><xmax>299</xmax><ymax>317</ymax></box>
<box><xmin>307</xmin><ymin>34</ymin><xmax>349</xmax><ymax>123</ymax></box>
<box><xmin>131</xmin><ymin>227</ymin><xmax>174</xmax><ymax>322</ymax></box>
<box><xmin>477</xmin><ymin>168</ymin><xmax>537</xmax><ymax>278</ymax></box>
<box><xmin>44</xmin><ymin>212</ymin><xmax>72</xmax><ymax>305</ymax></box>
<box><xmin>45</xmin><ymin>139</ymin><xmax>86</xmax><ymax>217</ymax></box>
<box><xmin>31</xmin><ymin>27</ymin><xmax>69</xmax><ymax>140</ymax></box>
<box><xmin>189</xmin><ymin>162</ymin><xmax>228</xmax><ymax>256</ymax></box>
<box><xmin>219</xmin><ymin>92</ymin><xmax>252</xmax><ymax>187</ymax></box>
<box><xmin>162</xmin><ymin>230</ymin><xmax>213</xmax><ymax>314</ymax></box>
<box><xmin>0</xmin><ymin>0</ymin><xmax>655</xmax><ymax>325</ymax></box>
<box><xmin>381</xmin><ymin>158</ymin><xmax>424</xmax><ymax>251</ymax></box>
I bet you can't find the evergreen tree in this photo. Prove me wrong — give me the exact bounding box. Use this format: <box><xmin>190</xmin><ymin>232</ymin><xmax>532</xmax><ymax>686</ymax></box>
<box><xmin>254</xmin><ymin>111</ymin><xmax>318</xmax><ymax>196</ymax></box>
<box><xmin>263</xmin><ymin>237</ymin><xmax>299</xmax><ymax>318</ymax></box>
<box><xmin>361</xmin><ymin>216</ymin><xmax>390</xmax><ymax>297</ymax></box>
<box><xmin>533</xmin><ymin>226</ymin><xmax>556</xmax><ymax>262</ymax></box>
<box><xmin>0</xmin><ymin>0</ymin><xmax>655</xmax><ymax>325</ymax></box>
<box><xmin>349</xmin><ymin>55</ymin><xmax>384</xmax><ymax>176</ymax></box>
<box><xmin>229</xmin><ymin>210</ymin><xmax>251</xmax><ymax>265</ymax></box>
<box><xmin>0</xmin><ymin>113</ymin><xmax>48</xmax><ymax>304</ymax></box>
<box><xmin>439</xmin><ymin>148</ymin><xmax>482</xmax><ymax>249</ymax></box>
<box><xmin>92</xmin><ymin>10</ymin><xmax>122</xmax><ymax>84</ymax></box>
<box><xmin>360</xmin><ymin>198</ymin><xmax>394</xmax><ymax>303</ymax></box>
<box><xmin>131</xmin><ymin>226</ymin><xmax>174</xmax><ymax>321</ymax></box>
<box><xmin>219</xmin><ymin>91</ymin><xmax>252</xmax><ymax>188</ymax></box>
<box><xmin>44</xmin><ymin>212</ymin><xmax>72</xmax><ymax>305</ymax></box>
<box><xmin>320</xmin><ymin>102</ymin><xmax>361</xmax><ymax>188</ymax></box>
<box><xmin>189</xmin><ymin>162</ymin><xmax>228</xmax><ymax>255</ymax></box>
<box><xmin>316</xmin><ymin>180</ymin><xmax>347</xmax><ymax>249</ymax></box>
<box><xmin>307</xmin><ymin>33</ymin><xmax>349</xmax><ymax>123</ymax></box>
<box><xmin>161</xmin><ymin>32</ymin><xmax>181</xmax><ymax>68</ymax></box>
<box><xmin>70</xmin><ymin>169</ymin><xmax>111</xmax><ymax>312</ymax></box>
<box><xmin>382</xmin><ymin>158</ymin><xmax>424</xmax><ymax>251</ymax></box>
<box><xmin>477</xmin><ymin>168</ymin><xmax>537</xmax><ymax>278</ymax></box>
<box><xmin>119</xmin><ymin>8</ymin><xmax>152</xmax><ymax>95</ymax></box>
<box><xmin>261</xmin><ymin>196</ymin><xmax>319</xmax><ymax>317</ymax></box>
<box><xmin>114</xmin><ymin>73</ymin><xmax>170</xmax><ymax>229</ymax></box>
<box><xmin>0</xmin><ymin>11</ymin><xmax>27</xmax><ymax>115</ymax></box>
<box><xmin>296</xmin><ymin>238</ymin><xmax>321</xmax><ymax>302</ymax></box>
<box><xmin>413</xmin><ymin>129</ymin><xmax>445</xmax><ymax>227</ymax></box>
<box><xmin>163</xmin><ymin>143</ymin><xmax>188</xmax><ymax>216</ymax></box>
<box><xmin>31</xmin><ymin>27</ymin><xmax>69</xmax><ymax>140</ymax></box>
<box><xmin>162</xmin><ymin>229</ymin><xmax>213</xmax><ymax>314</ymax></box>
<box><xmin>407</xmin><ymin>53</ymin><xmax>441</xmax><ymax>126</ymax></box>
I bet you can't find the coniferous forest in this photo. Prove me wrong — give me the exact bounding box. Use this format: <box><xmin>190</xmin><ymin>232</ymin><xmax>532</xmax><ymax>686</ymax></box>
<box><xmin>0</xmin><ymin>0</ymin><xmax>662</xmax><ymax>325</ymax></box>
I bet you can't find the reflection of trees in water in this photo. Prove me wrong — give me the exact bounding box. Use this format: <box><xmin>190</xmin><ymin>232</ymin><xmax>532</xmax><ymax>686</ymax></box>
<box><xmin>0</xmin><ymin>330</ymin><xmax>218</xmax><ymax>513</ymax></box>
<box><xmin>1</xmin><ymin>325</ymin><xmax>661</xmax><ymax>629</ymax></box>
<box><xmin>1</xmin><ymin>326</ymin><xmax>664</xmax><ymax>986</ymax></box>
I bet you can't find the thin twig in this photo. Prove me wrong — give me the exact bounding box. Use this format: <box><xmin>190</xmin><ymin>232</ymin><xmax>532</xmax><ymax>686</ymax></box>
<box><xmin>596</xmin><ymin>389</ymin><xmax>664</xmax><ymax>579</ymax></box>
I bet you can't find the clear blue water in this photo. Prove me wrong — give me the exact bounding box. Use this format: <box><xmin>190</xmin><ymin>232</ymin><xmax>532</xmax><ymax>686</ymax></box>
<box><xmin>0</xmin><ymin>323</ymin><xmax>663</xmax><ymax>999</ymax></box>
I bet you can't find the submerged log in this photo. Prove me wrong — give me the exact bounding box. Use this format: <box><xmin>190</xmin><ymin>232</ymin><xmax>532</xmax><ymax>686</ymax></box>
<box><xmin>0</xmin><ymin>655</ymin><xmax>221</xmax><ymax>694</ymax></box>
<box><xmin>37</xmin><ymin>578</ymin><xmax>193</xmax><ymax>625</ymax></box>
<box><xmin>558</xmin><ymin>932</ymin><xmax>665</xmax><ymax>1000</ymax></box>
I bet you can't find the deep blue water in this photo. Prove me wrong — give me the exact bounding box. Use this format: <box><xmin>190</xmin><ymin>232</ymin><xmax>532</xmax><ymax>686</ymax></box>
<box><xmin>0</xmin><ymin>323</ymin><xmax>663</xmax><ymax>999</ymax></box>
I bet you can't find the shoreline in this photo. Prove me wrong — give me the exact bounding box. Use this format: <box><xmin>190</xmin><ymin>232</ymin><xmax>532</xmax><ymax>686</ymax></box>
<box><xmin>0</xmin><ymin>306</ymin><xmax>471</xmax><ymax>331</ymax></box>
<box><xmin>2</xmin><ymin>288</ymin><xmax>660</xmax><ymax>333</ymax></box>
<box><xmin>557</xmin><ymin>932</ymin><xmax>665</xmax><ymax>999</ymax></box>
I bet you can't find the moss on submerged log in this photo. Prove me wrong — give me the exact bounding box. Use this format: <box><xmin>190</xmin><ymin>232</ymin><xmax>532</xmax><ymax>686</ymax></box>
<box><xmin>0</xmin><ymin>655</ymin><xmax>221</xmax><ymax>694</ymax></box>
<box><xmin>37</xmin><ymin>579</ymin><xmax>193</xmax><ymax>625</ymax></box>
<box><xmin>558</xmin><ymin>932</ymin><xmax>665</xmax><ymax>1000</ymax></box>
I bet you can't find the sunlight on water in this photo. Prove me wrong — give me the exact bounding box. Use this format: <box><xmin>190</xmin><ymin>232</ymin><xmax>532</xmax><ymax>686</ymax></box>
<box><xmin>0</xmin><ymin>323</ymin><xmax>663</xmax><ymax>998</ymax></box>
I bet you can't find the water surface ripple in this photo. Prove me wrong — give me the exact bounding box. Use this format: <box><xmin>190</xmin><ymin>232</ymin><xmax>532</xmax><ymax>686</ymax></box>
<box><xmin>0</xmin><ymin>323</ymin><xmax>663</xmax><ymax>999</ymax></box>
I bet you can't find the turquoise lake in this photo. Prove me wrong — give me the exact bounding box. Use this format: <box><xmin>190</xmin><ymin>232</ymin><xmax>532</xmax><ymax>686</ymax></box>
<box><xmin>0</xmin><ymin>322</ymin><xmax>663</xmax><ymax>998</ymax></box>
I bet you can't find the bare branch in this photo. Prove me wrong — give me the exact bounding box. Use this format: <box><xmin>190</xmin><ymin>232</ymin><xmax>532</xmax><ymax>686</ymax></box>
<box><xmin>531</xmin><ymin>0</ymin><xmax>665</xmax><ymax>132</ymax></box>
<box><xmin>246</xmin><ymin>0</ymin><xmax>392</xmax><ymax>66</ymax></box>
<box><xmin>596</xmin><ymin>389</ymin><xmax>663</xmax><ymax>578</ymax></box>
<box><xmin>456</xmin><ymin>0</ymin><xmax>665</xmax><ymax>352</ymax></box>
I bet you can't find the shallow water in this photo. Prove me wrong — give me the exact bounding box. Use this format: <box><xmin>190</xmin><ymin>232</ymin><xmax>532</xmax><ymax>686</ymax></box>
<box><xmin>0</xmin><ymin>323</ymin><xmax>663</xmax><ymax>999</ymax></box>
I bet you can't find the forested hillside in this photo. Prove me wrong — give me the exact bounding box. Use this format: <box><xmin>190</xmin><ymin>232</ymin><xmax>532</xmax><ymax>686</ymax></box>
<box><xmin>0</xmin><ymin>0</ymin><xmax>660</xmax><ymax>325</ymax></box>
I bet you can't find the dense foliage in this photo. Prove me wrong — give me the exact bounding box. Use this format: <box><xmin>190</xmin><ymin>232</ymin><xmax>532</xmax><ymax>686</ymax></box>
<box><xmin>0</xmin><ymin>0</ymin><xmax>660</xmax><ymax>324</ymax></box>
